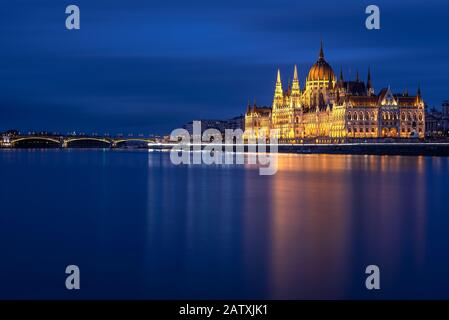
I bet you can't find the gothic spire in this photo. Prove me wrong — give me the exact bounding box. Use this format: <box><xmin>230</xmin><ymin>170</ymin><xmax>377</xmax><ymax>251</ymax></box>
<box><xmin>291</xmin><ymin>65</ymin><xmax>300</xmax><ymax>94</ymax></box>
<box><xmin>274</xmin><ymin>69</ymin><xmax>283</xmax><ymax>98</ymax></box>
<box><xmin>416</xmin><ymin>85</ymin><xmax>422</xmax><ymax>103</ymax></box>
<box><xmin>319</xmin><ymin>40</ymin><xmax>324</xmax><ymax>60</ymax></box>
<box><xmin>367</xmin><ymin>67</ymin><xmax>373</xmax><ymax>95</ymax></box>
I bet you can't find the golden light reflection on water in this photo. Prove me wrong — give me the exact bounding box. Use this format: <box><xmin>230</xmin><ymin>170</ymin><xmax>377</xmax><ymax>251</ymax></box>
<box><xmin>141</xmin><ymin>152</ymin><xmax>446</xmax><ymax>298</ymax></box>
<box><xmin>244</xmin><ymin>154</ymin><xmax>429</xmax><ymax>299</ymax></box>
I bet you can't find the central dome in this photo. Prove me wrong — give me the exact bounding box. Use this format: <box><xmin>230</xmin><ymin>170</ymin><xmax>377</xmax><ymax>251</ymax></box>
<box><xmin>307</xmin><ymin>43</ymin><xmax>336</xmax><ymax>82</ymax></box>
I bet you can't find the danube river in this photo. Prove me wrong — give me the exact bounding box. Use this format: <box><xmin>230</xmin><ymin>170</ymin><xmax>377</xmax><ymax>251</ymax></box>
<box><xmin>0</xmin><ymin>149</ymin><xmax>448</xmax><ymax>299</ymax></box>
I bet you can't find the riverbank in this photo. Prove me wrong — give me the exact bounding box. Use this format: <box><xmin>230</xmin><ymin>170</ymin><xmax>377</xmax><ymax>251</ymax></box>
<box><xmin>277</xmin><ymin>143</ymin><xmax>449</xmax><ymax>156</ymax></box>
<box><xmin>147</xmin><ymin>142</ymin><xmax>449</xmax><ymax>156</ymax></box>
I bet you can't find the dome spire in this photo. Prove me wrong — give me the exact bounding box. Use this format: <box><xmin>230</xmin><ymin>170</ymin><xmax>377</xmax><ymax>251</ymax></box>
<box><xmin>319</xmin><ymin>40</ymin><xmax>324</xmax><ymax>60</ymax></box>
<box><xmin>307</xmin><ymin>42</ymin><xmax>335</xmax><ymax>83</ymax></box>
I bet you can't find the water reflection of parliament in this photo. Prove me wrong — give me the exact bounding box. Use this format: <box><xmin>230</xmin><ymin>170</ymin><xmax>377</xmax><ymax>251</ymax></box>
<box><xmin>244</xmin><ymin>42</ymin><xmax>427</xmax><ymax>142</ymax></box>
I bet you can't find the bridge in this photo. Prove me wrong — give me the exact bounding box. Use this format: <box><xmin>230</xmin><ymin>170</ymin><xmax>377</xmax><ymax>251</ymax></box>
<box><xmin>1</xmin><ymin>135</ymin><xmax>157</xmax><ymax>148</ymax></box>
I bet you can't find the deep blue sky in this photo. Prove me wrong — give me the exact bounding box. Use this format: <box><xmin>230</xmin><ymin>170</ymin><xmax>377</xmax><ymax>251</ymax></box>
<box><xmin>1</xmin><ymin>0</ymin><xmax>448</xmax><ymax>134</ymax></box>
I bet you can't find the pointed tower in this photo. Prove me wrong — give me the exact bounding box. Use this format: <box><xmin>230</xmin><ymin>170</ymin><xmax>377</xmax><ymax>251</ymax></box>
<box><xmin>416</xmin><ymin>85</ymin><xmax>422</xmax><ymax>105</ymax></box>
<box><xmin>319</xmin><ymin>40</ymin><xmax>324</xmax><ymax>60</ymax></box>
<box><xmin>274</xmin><ymin>69</ymin><xmax>283</xmax><ymax>98</ymax></box>
<box><xmin>337</xmin><ymin>66</ymin><xmax>344</xmax><ymax>91</ymax></box>
<box><xmin>246</xmin><ymin>99</ymin><xmax>251</xmax><ymax>114</ymax></box>
<box><xmin>356</xmin><ymin>69</ymin><xmax>360</xmax><ymax>82</ymax></box>
<box><xmin>367</xmin><ymin>67</ymin><xmax>374</xmax><ymax>96</ymax></box>
<box><xmin>291</xmin><ymin>65</ymin><xmax>300</xmax><ymax>95</ymax></box>
<box><xmin>273</xmin><ymin>69</ymin><xmax>284</xmax><ymax>112</ymax></box>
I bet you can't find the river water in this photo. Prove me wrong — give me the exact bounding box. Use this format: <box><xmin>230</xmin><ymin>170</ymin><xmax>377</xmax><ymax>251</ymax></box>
<box><xmin>0</xmin><ymin>149</ymin><xmax>448</xmax><ymax>299</ymax></box>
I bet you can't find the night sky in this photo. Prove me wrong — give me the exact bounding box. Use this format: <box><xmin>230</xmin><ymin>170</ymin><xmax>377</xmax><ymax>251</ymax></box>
<box><xmin>1</xmin><ymin>0</ymin><xmax>448</xmax><ymax>134</ymax></box>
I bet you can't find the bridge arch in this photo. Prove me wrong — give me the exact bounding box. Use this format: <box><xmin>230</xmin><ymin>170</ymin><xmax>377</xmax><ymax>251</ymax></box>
<box><xmin>64</xmin><ymin>137</ymin><xmax>112</xmax><ymax>147</ymax></box>
<box><xmin>11</xmin><ymin>137</ymin><xmax>61</xmax><ymax>146</ymax></box>
<box><xmin>113</xmin><ymin>138</ymin><xmax>155</xmax><ymax>146</ymax></box>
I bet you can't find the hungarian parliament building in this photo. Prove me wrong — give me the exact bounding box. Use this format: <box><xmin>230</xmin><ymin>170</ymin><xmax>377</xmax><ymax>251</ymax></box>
<box><xmin>244</xmin><ymin>43</ymin><xmax>425</xmax><ymax>142</ymax></box>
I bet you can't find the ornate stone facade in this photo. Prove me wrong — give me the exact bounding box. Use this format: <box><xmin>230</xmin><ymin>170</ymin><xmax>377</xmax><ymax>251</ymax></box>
<box><xmin>244</xmin><ymin>43</ymin><xmax>425</xmax><ymax>142</ymax></box>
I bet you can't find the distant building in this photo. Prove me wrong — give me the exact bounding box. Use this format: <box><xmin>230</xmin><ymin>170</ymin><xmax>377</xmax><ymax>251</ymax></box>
<box><xmin>183</xmin><ymin>119</ymin><xmax>225</xmax><ymax>136</ymax></box>
<box><xmin>225</xmin><ymin>115</ymin><xmax>244</xmax><ymax>131</ymax></box>
<box><xmin>425</xmin><ymin>102</ymin><xmax>449</xmax><ymax>137</ymax></box>
<box><xmin>244</xmin><ymin>105</ymin><xmax>272</xmax><ymax>139</ymax></box>
<box><xmin>182</xmin><ymin>116</ymin><xmax>245</xmax><ymax>137</ymax></box>
<box><xmin>443</xmin><ymin>100</ymin><xmax>449</xmax><ymax>117</ymax></box>
<box><xmin>4</xmin><ymin>129</ymin><xmax>19</xmax><ymax>136</ymax></box>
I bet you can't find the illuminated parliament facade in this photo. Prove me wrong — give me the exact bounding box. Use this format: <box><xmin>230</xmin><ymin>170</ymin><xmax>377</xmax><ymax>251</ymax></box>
<box><xmin>244</xmin><ymin>43</ymin><xmax>425</xmax><ymax>142</ymax></box>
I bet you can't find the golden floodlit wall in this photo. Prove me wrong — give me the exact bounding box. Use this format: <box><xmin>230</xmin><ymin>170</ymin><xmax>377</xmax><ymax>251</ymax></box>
<box><xmin>244</xmin><ymin>43</ymin><xmax>425</xmax><ymax>142</ymax></box>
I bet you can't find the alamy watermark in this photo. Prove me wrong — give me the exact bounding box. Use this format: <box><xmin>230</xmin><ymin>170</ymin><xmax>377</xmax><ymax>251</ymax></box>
<box><xmin>65</xmin><ymin>5</ymin><xmax>80</xmax><ymax>30</ymax></box>
<box><xmin>365</xmin><ymin>5</ymin><xmax>380</xmax><ymax>30</ymax></box>
<box><xmin>169</xmin><ymin>121</ymin><xmax>279</xmax><ymax>175</ymax></box>
<box><xmin>65</xmin><ymin>265</ymin><xmax>80</xmax><ymax>290</ymax></box>
<box><xmin>365</xmin><ymin>265</ymin><xmax>380</xmax><ymax>290</ymax></box>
